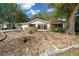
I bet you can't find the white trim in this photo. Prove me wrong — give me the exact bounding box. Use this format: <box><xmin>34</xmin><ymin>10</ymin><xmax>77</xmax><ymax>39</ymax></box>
<box><xmin>26</xmin><ymin>18</ymin><xmax>51</xmax><ymax>24</ymax></box>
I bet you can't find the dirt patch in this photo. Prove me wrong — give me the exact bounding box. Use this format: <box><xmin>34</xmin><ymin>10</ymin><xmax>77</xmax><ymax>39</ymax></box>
<box><xmin>0</xmin><ymin>31</ymin><xmax>79</xmax><ymax>56</ymax></box>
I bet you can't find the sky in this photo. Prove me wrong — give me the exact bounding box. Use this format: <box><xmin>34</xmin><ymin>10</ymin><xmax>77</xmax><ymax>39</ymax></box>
<box><xmin>19</xmin><ymin>3</ymin><xmax>53</xmax><ymax>18</ymax></box>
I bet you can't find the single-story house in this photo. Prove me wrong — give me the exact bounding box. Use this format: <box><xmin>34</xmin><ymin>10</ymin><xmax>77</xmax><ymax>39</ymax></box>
<box><xmin>0</xmin><ymin>22</ymin><xmax>16</xmax><ymax>30</ymax></box>
<box><xmin>21</xmin><ymin>18</ymin><xmax>51</xmax><ymax>31</ymax></box>
<box><xmin>21</xmin><ymin>18</ymin><xmax>67</xmax><ymax>31</ymax></box>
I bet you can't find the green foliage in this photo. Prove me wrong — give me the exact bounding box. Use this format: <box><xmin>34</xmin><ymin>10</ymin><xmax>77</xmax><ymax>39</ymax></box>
<box><xmin>31</xmin><ymin>13</ymin><xmax>44</xmax><ymax>20</ymax></box>
<box><xmin>42</xmin><ymin>11</ymin><xmax>49</xmax><ymax>20</ymax></box>
<box><xmin>15</xmin><ymin>23</ymin><xmax>21</xmax><ymax>27</ymax></box>
<box><xmin>0</xmin><ymin>3</ymin><xmax>17</xmax><ymax>23</ymax></box>
<box><xmin>51</xmin><ymin>26</ymin><xmax>64</xmax><ymax>32</ymax></box>
<box><xmin>47</xmin><ymin>4</ymin><xmax>68</xmax><ymax>19</ymax></box>
<box><xmin>0</xmin><ymin>3</ymin><xmax>30</xmax><ymax>24</ymax></box>
<box><xmin>41</xmin><ymin>11</ymin><xmax>55</xmax><ymax>21</ymax></box>
<box><xmin>47</xmin><ymin>3</ymin><xmax>79</xmax><ymax>19</ymax></box>
<box><xmin>51</xmin><ymin>26</ymin><xmax>57</xmax><ymax>32</ymax></box>
<box><xmin>31</xmin><ymin>11</ymin><xmax>56</xmax><ymax>22</ymax></box>
<box><xmin>46</xmin><ymin>3</ymin><xmax>79</xmax><ymax>34</ymax></box>
<box><xmin>14</xmin><ymin>10</ymin><xmax>30</xmax><ymax>23</ymax></box>
<box><xmin>75</xmin><ymin>16</ymin><xmax>79</xmax><ymax>32</ymax></box>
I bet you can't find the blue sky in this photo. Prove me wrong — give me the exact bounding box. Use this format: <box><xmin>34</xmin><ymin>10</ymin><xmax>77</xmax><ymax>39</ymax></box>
<box><xmin>19</xmin><ymin>3</ymin><xmax>53</xmax><ymax>18</ymax></box>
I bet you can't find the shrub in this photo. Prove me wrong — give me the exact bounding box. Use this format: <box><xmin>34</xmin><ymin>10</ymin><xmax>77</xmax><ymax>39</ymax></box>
<box><xmin>15</xmin><ymin>23</ymin><xmax>21</xmax><ymax>28</ymax></box>
<box><xmin>51</xmin><ymin>26</ymin><xmax>57</xmax><ymax>32</ymax></box>
<box><xmin>51</xmin><ymin>26</ymin><xmax>64</xmax><ymax>33</ymax></box>
<box><xmin>27</xmin><ymin>27</ymin><xmax>37</xmax><ymax>34</ymax></box>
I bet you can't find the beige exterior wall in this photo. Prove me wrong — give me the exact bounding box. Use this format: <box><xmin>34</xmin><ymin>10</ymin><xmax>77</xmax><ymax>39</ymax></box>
<box><xmin>21</xmin><ymin>20</ymin><xmax>51</xmax><ymax>31</ymax></box>
<box><xmin>47</xmin><ymin>24</ymin><xmax>51</xmax><ymax>31</ymax></box>
<box><xmin>21</xmin><ymin>24</ymin><xmax>29</xmax><ymax>30</ymax></box>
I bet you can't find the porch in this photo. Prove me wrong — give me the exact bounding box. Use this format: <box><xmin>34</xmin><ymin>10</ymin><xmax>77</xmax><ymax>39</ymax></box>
<box><xmin>29</xmin><ymin>24</ymin><xmax>49</xmax><ymax>31</ymax></box>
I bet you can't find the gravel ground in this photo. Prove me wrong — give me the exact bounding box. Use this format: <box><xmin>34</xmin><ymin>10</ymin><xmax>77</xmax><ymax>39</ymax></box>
<box><xmin>0</xmin><ymin>30</ymin><xmax>79</xmax><ymax>56</ymax></box>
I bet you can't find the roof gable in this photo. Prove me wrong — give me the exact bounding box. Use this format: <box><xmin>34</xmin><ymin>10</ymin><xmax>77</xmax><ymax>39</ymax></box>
<box><xmin>27</xmin><ymin>18</ymin><xmax>51</xmax><ymax>24</ymax></box>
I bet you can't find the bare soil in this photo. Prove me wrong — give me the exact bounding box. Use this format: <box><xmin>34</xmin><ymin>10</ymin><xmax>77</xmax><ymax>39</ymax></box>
<box><xmin>0</xmin><ymin>30</ymin><xmax>79</xmax><ymax>56</ymax></box>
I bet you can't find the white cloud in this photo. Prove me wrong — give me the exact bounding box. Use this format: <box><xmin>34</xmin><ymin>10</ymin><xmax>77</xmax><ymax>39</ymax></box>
<box><xmin>47</xmin><ymin>8</ymin><xmax>53</xmax><ymax>12</ymax></box>
<box><xmin>19</xmin><ymin>3</ymin><xmax>35</xmax><ymax>9</ymax></box>
<box><xmin>26</xmin><ymin>9</ymin><xmax>36</xmax><ymax>15</ymax></box>
<box><xmin>26</xmin><ymin>9</ymin><xmax>40</xmax><ymax>15</ymax></box>
<box><xmin>36</xmin><ymin>10</ymin><xmax>40</xmax><ymax>13</ymax></box>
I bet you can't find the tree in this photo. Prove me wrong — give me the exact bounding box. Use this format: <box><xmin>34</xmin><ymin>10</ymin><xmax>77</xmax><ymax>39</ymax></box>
<box><xmin>46</xmin><ymin>3</ymin><xmax>79</xmax><ymax>35</ymax></box>
<box><xmin>42</xmin><ymin>11</ymin><xmax>49</xmax><ymax>20</ymax></box>
<box><xmin>66</xmin><ymin>4</ymin><xmax>79</xmax><ymax>35</ymax></box>
<box><xmin>11</xmin><ymin>9</ymin><xmax>30</xmax><ymax>23</ymax></box>
<box><xmin>31</xmin><ymin>13</ymin><xmax>44</xmax><ymax>20</ymax></box>
<box><xmin>0</xmin><ymin>3</ymin><xmax>17</xmax><ymax>23</ymax></box>
<box><xmin>46</xmin><ymin>4</ymin><xmax>67</xmax><ymax>19</ymax></box>
<box><xmin>0</xmin><ymin>3</ymin><xmax>29</xmax><ymax>24</ymax></box>
<box><xmin>41</xmin><ymin>11</ymin><xmax>56</xmax><ymax>22</ymax></box>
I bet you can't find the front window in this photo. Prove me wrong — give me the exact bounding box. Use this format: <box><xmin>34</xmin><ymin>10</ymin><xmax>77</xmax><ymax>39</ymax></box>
<box><xmin>38</xmin><ymin>24</ymin><xmax>47</xmax><ymax>30</ymax></box>
<box><xmin>29</xmin><ymin>24</ymin><xmax>35</xmax><ymax>27</ymax></box>
<box><xmin>54</xmin><ymin>24</ymin><xmax>63</xmax><ymax>30</ymax></box>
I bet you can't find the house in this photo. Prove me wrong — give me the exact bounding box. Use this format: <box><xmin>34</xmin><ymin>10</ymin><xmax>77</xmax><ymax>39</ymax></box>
<box><xmin>0</xmin><ymin>22</ymin><xmax>16</xmax><ymax>30</ymax></box>
<box><xmin>21</xmin><ymin>18</ymin><xmax>51</xmax><ymax>31</ymax></box>
<box><xmin>51</xmin><ymin>21</ymin><xmax>67</xmax><ymax>31</ymax></box>
<box><xmin>21</xmin><ymin>18</ymin><xmax>67</xmax><ymax>32</ymax></box>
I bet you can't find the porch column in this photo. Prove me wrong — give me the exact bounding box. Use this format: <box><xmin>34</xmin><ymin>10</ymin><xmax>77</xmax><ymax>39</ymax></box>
<box><xmin>35</xmin><ymin>24</ymin><xmax>38</xmax><ymax>29</ymax></box>
<box><xmin>47</xmin><ymin>24</ymin><xmax>51</xmax><ymax>31</ymax></box>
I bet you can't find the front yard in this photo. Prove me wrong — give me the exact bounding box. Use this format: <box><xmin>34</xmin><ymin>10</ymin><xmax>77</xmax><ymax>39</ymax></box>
<box><xmin>0</xmin><ymin>30</ymin><xmax>79</xmax><ymax>56</ymax></box>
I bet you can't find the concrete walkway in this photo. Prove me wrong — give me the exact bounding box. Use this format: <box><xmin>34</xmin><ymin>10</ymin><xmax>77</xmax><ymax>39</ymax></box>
<box><xmin>0</xmin><ymin>29</ymin><xmax>21</xmax><ymax>33</ymax></box>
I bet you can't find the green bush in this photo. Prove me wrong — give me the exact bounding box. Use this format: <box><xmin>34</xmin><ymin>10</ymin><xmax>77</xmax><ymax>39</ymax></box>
<box><xmin>15</xmin><ymin>23</ymin><xmax>21</xmax><ymax>27</ymax></box>
<box><xmin>51</xmin><ymin>26</ymin><xmax>57</xmax><ymax>32</ymax></box>
<box><xmin>51</xmin><ymin>26</ymin><xmax>64</xmax><ymax>33</ymax></box>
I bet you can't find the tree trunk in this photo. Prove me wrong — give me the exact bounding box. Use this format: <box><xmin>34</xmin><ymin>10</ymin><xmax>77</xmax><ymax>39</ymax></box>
<box><xmin>66</xmin><ymin>4</ymin><xmax>79</xmax><ymax>35</ymax></box>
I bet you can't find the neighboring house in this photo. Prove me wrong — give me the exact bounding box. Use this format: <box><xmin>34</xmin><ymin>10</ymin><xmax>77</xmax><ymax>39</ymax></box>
<box><xmin>21</xmin><ymin>18</ymin><xmax>67</xmax><ymax>31</ymax></box>
<box><xmin>0</xmin><ymin>22</ymin><xmax>16</xmax><ymax>30</ymax></box>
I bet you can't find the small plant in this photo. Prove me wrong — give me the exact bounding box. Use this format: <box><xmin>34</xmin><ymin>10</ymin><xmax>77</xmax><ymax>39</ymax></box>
<box><xmin>51</xmin><ymin>26</ymin><xmax>64</xmax><ymax>33</ymax></box>
<box><xmin>51</xmin><ymin>26</ymin><xmax>57</xmax><ymax>32</ymax></box>
<box><xmin>27</xmin><ymin>27</ymin><xmax>37</xmax><ymax>34</ymax></box>
<box><xmin>15</xmin><ymin>23</ymin><xmax>21</xmax><ymax>28</ymax></box>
